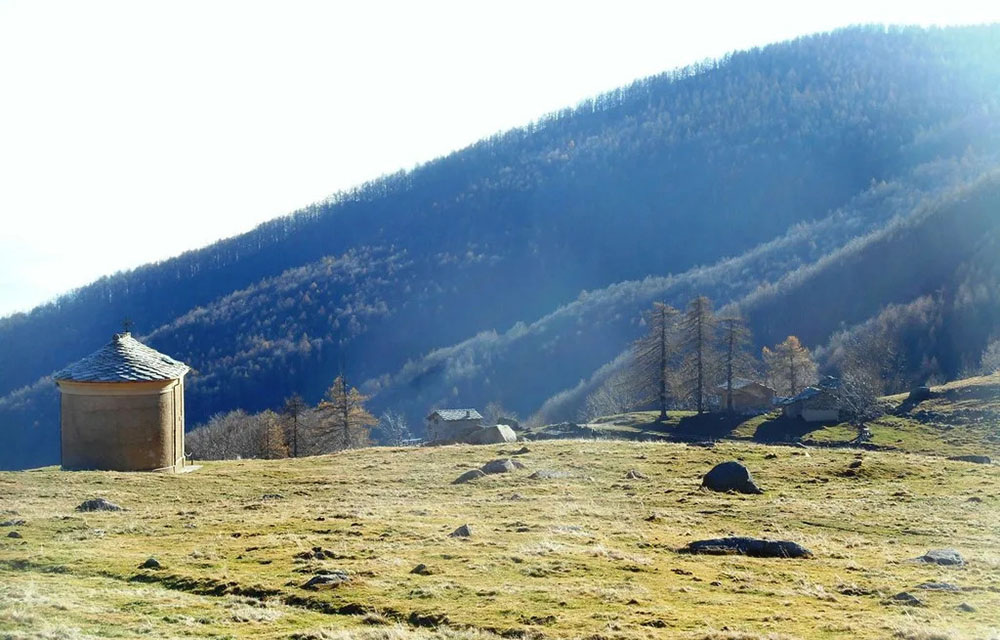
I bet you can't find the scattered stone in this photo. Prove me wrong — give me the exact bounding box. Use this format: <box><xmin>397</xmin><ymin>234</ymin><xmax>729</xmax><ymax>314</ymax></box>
<box><xmin>916</xmin><ymin>548</ymin><xmax>964</xmax><ymax>566</ymax></box>
<box><xmin>958</xmin><ymin>602</ymin><xmax>976</xmax><ymax>612</ymax></box>
<box><xmin>915</xmin><ymin>582</ymin><xmax>960</xmax><ymax>591</ymax></box>
<box><xmin>302</xmin><ymin>570</ymin><xmax>350</xmax><ymax>589</ymax></box>
<box><xmin>908</xmin><ymin>386</ymin><xmax>933</xmax><ymax>404</ymax></box>
<box><xmin>967</xmin><ymin>496</ymin><xmax>983</xmax><ymax>503</ymax></box>
<box><xmin>948</xmin><ymin>455</ymin><xmax>991</xmax><ymax>464</ymax></box>
<box><xmin>529</xmin><ymin>469</ymin><xmax>572</xmax><ymax>480</ymax></box>
<box><xmin>640</xmin><ymin>619</ymin><xmax>669</xmax><ymax>628</ymax></box>
<box><xmin>886</xmin><ymin>591</ymin><xmax>923</xmax><ymax>606</ymax></box>
<box><xmin>0</xmin><ymin>519</ymin><xmax>25</xmax><ymax>527</ymax></box>
<box><xmin>764</xmin><ymin>453</ymin><xmax>778</xmax><ymax>460</ymax></box>
<box><xmin>139</xmin><ymin>557</ymin><xmax>161</xmax><ymax>570</ymax></box>
<box><xmin>504</xmin><ymin>493</ymin><xmax>526</xmax><ymax>501</ymax></box>
<box><xmin>480</xmin><ymin>459</ymin><xmax>518</xmax><ymax>475</ymax></box>
<box><xmin>511</xmin><ymin>446</ymin><xmax>531</xmax><ymax>455</ymax></box>
<box><xmin>710</xmin><ymin>580</ymin><xmax>723</xmax><ymax>587</ymax></box>
<box><xmin>75</xmin><ymin>498</ymin><xmax>124</xmax><ymax>512</ymax></box>
<box><xmin>260</xmin><ymin>493</ymin><xmax>285</xmax><ymax>500</ymax></box>
<box><xmin>683</xmin><ymin>537</ymin><xmax>812</xmax><ymax>558</ymax></box>
<box><xmin>849</xmin><ymin>460</ymin><xmax>863</xmax><ymax>469</ymax></box>
<box><xmin>410</xmin><ymin>563</ymin><xmax>434</xmax><ymax>575</ymax></box>
<box><xmin>624</xmin><ymin>469</ymin><xmax>648</xmax><ymax>480</ymax></box>
<box><xmin>687</xmin><ymin>441</ymin><xmax>715</xmax><ymax>448</ymax></box>
<box><xmin>449</xmin><ymin>524</ymin><xmax>472</xmax><ymax>538</ymax></box>
<box><xmin>453</xmin><ymin>469</ymin><xmax>486</xmax><ymax>484</ymax></box>
<box><xmin>295</xmin><ymin>547</ymin><xmax>338</xmax><ymax>561</ymax></box>
<box><xmin>7</xmin><ymin>531</ymin><xmax>22</xmax><ymax>539</ymax></box>
<box><xmin>701</xmin><ymin>461</ymin><xmax>764</xmax><ymax>494</ymax></box>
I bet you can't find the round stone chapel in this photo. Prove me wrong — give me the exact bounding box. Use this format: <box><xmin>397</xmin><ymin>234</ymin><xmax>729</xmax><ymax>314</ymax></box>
<box><xmin>54</xmin><ymin>332</ymin><xmax>190</xmax><ymax>472</ymax></box>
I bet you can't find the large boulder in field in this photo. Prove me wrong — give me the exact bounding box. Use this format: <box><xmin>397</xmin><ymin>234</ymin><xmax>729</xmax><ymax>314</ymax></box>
<box><xmin>684</xmin><ymin>536</ymin><xmax>812</xmax><ymax>558</ymax></box>
<box><xmin>915</xmin><ymin>548</ymin><xmax>964</xmax><ymax>566</ymax></box>
<box><xmin>452</xmin><ymin>469</ymin><xmax>486</xmax><ymax>484</ymax></box>
<box><xmin>75</xmin><ymin>498</ymin><xmax>125</xmax><ymax>512</ymax></box>
<box><xmin>465</xmin><ymin>425</ymin><xmax>517</xmax><ymax>445</ymax></box>
<box><xmin>480</xmin><ymin>458</ymin><xmax>518</xmax><ymax>475</ymax></box>
<box><xmin>702</xmin><ymin>461</ymin><xmax>764</xmax><ymax>494</ymax></box>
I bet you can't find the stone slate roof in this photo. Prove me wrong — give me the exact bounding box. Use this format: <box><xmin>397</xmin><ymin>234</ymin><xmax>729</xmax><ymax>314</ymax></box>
<box><xmin>55</xmin><ymin>333</ymin><xmax>189</xmax><ymax>383</ymax></box>
<box><xmin>428</xmin><ymin>408</ymin><xmax>483</xmax><ymax>421</ymax></box>
<box><xmin>716</xmin><ymin>378</ymin><xmax>773</xmax><ymax>392</ymax></box>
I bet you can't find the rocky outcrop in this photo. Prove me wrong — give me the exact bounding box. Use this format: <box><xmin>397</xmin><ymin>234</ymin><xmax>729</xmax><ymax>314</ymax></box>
<box><xmin>701</xmin><ymin>461</ymin><xmax>764</xmax><ymax>494</ymax></box>
<box><xmin>683</xmin><ymin>536</ymin><xmax>812</xmax><ymax>558</ymax></box>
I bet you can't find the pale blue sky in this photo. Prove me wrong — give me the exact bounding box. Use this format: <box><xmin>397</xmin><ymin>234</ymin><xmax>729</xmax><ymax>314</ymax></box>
<box><xmin>1</xmin><ymin>0</ymin><xmax>998</xmax><ymax>317</ymax></box>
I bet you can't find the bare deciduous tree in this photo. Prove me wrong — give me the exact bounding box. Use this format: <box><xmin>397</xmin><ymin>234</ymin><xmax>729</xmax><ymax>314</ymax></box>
<box><xmin>834</xmin><ymin>335</ymin><xmax>887</xmax><ymax>441</ymax></box>
<box><xmin>981</xmin><ymin>338</ymin><xmax>1000</xmax><ymax>374</ymax></box>
<box><xmin>631</xmin><ymin>302</ymin><xmax>679</xmax><ymax>420</ymax></box>
<box><xmin>376</xmin><ymin>410</ymin><xmax>412</xmax><ymax>446</ymax></box>
<box><xmin>188</xmin><ymin>409</ymin><xmax>289</xmax><ymax>460</ymax></box>
<box><xmin>580</xmin><ymin>370</ymin><xmax>641</xmax><ymax>422</ymax></box>
<box><xmin>677</xmin><ymin>296</ymin><xmax>718</xmax><ymax>413</ymax></box>
<box><xmin>281</xmin><ymin>393</ymin><xmax>307</xmax><ymax>458</ymax></box>
<box><xmin>718</xmin><ymin>315</ymin><xmax>755</xmax><ymax>414</ymax></box>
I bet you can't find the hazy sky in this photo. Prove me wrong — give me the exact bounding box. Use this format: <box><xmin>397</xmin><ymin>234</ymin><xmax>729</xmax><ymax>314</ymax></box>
<box><xmin>1</xmin><ymin>1</ymin><xmax>998</xmax><ymax>317</ymax></box>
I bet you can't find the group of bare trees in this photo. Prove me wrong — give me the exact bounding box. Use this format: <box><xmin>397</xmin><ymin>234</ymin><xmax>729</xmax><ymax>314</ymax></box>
<box><xmin>187</xmin><ymin>375</ymin><xmax>380</xmax><ymax>460</ymax></box>
<box><xmin>582</xmin><ymin>296</ymin><xmax>824</xmax><ymax>421</ymax></box>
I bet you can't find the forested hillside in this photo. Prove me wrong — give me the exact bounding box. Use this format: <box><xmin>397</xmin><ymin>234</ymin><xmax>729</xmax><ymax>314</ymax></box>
<box><xmin>3</xmin><ymin>25</ymin><xmax>1000</xmax><ymax>469</ymax></box>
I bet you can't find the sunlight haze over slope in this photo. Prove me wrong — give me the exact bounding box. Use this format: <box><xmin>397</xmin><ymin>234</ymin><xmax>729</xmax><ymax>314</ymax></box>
<box><xmin>0</xmin><ymin>0</ymin><xmax>998</xmax><ymax>316</ymax></box>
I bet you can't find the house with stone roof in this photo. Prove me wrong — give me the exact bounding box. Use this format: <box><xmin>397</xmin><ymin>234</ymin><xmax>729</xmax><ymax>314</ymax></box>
<box><xmin>426</xmin><ymin>408</ymin><xmax>483</xmax><ymax>442</ymax></box>
<box><xmin>780</xmin><ymin>376</ymin><xmax>842</xmax><ymax>422</ymax></box>
<box><xmin>716</xmin><ymin>378</ymin><xmax>776</xmax><ymax>414</ymax></box>
<box><xmin>54</xmin><ymin>332</ymin><xmax>190</xmax><ymax>472</ymax></box>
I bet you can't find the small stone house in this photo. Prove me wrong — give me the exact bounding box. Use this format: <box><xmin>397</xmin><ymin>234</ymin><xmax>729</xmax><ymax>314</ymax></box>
<box><xmin>781</xmin><ymin>378</ymin><xmax>841</xmax><ymax>422</ymax></box>
<box><xmin>716</xmin><ymin>378</ymin><xmax>776</xmax><ymax>414</ymax></box>
<box><xmin>426</xmin><ymin>408</ymin><xmax>483</xmax><ymax>442</ymax></box>
<box><xmin>54</xmin><ymin>332</ymin><xmax>190</xmax><ymax>472</ymax></box>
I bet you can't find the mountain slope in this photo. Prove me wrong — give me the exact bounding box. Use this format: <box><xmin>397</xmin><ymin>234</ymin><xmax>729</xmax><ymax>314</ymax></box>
<box><xmin>3</xmin><ymin>25</ymin><xmax>1000</xmax><ymax>469</ymax></box>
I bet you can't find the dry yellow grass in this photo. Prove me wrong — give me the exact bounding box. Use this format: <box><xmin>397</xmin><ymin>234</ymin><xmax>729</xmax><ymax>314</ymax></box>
<box><xmin>1</xmin><ymin>440</ymin><xmax>998</xmax><ymax>639</ymax></box>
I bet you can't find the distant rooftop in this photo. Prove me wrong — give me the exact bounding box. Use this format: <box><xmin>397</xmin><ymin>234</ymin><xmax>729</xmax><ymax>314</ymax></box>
<box><xmin>428</xmin><ymin>408</ymin><xmax>483</xmax><ymax>421</ymax></box>
<box><xmin>55</xmin><ymin>333</ymin><xmax>189</xmax><ymax>383</ymax></box>
<box><xmin>716</xmin><ymin>377</ymin><xmax>772</xmax><ymax>391</ymax></box>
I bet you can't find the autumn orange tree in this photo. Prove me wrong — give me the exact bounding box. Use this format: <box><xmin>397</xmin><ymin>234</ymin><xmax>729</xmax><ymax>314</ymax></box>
<box><xmin>763</xmin><ymin>336</ymin><xmax>817</xmax><ymax>397</ymax></box>
<box><xmin>314</xmin><ymin>375</ymin><xmax>376</xmax><ymax>451</ymax></box>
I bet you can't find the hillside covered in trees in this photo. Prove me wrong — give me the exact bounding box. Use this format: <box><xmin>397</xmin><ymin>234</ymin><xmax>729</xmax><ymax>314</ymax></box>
<box><xmin>2</xmin><ymin>25</ymin><xmax>1000</xmax><ymax>469</ymax></box>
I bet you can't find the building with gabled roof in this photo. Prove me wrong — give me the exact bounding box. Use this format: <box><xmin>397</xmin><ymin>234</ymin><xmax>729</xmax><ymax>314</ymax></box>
<box><xmin>54</xmin><ymin>332</ymin><xmax>190</xmax><ymax>472</ymax></box>
<box><xmin>780</xmin><ymin>377</ymin><xmax>842</xmax><ymax>422</ymax></box>
<box><xmin>716</xmin><ymin>378</ymin><xmax>776</xmax><ymax>414</ymax></box>
<box><xmin>426</xmin><ymin>408</ymin><xmax>483</xmax><ymax>442</ymax></box>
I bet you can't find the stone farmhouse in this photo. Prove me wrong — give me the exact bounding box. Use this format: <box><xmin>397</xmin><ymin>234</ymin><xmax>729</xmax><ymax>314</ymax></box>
<box><xmin>781</xmin><ymin>377</ymin><xmax>842</xmax><ymax>422</ymax></box>
<box><xmin>426</xmin><ymin>408</ymin><xmax>483</xmax><ymax>442</ymax></box>
<box><xmin>716</xmin><ymin>378</ymin><xmax>776</xmax><ymax>414</ymax></box>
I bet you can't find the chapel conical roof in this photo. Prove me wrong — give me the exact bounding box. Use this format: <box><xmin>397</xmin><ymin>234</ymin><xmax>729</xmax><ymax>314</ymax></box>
<box><xmin>54</xmin><ymin>333</ymin><xmax>189</xmax><ymax>383</ymax></box>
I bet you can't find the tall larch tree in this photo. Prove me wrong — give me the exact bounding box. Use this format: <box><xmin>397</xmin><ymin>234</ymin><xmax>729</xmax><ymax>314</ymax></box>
<box><xmin>282</xmin><ymin>393</ymin><xmax>307</xmax><ymax>458</ymax></box>
<box><xmin>631</xmin><ymin>302</ymin><xmax>679</xmax><ymax>421</ymax></box>
<box><xmin>762</xmin><ymin>336</ymin><xmax>817</xmax><ymax>397</ymax></box>
<box><xmin>257</xmin><ymin>410</ymin><xmax>289</xmax><ymax>459</ymax></box>
<box><xmin>678</xmin><ymin>296</ymin><xmax>718</xmax><ymax>413</ymax></box>
<box><xmin>315</xmin><ymin>375</ymin><xmax>376</xmax><ymax>451</ymax></box>
<box><xmin>718</xmin><ymin>315</ymin><xmax>755</xmax><ymax>414</ymax></box>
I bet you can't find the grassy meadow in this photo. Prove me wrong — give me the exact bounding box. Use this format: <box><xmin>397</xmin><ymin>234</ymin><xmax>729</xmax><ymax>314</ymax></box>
<box><xmin>2</xmin><ymin>438</ymin><xmax>998</xmax><ymax>640</ymax></box>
